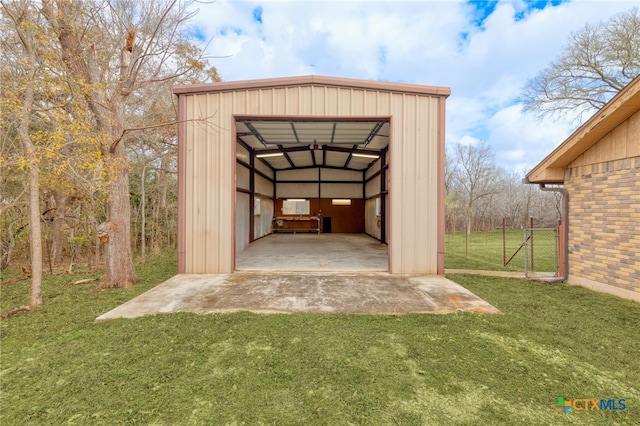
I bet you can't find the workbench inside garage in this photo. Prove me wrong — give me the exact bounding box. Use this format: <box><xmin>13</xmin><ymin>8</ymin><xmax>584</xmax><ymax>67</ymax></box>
<box><xmin>273</xmin><ymin>216</ymin><xmax>320</xmax><ymax>233</ymax></box>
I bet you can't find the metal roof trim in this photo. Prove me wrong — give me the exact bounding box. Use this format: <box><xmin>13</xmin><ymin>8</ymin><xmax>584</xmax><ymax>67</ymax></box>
<box><xmin>174</xmin><ymin>75</ymin><xmax>451</xmax><ymax>97</ymax></box>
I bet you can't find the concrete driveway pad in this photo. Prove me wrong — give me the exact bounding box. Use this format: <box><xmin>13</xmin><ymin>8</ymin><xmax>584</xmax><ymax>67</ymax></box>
<box><xmin>96</xmin><ymin>272</ymin><xmax>500</xmax><ymax>320</ymax></box>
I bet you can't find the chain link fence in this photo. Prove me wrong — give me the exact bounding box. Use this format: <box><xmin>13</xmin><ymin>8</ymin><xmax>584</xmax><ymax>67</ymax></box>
<box><xmin>445</xmin><ymin>218</ymin><xmax>560</xmax><ymax>278</ymax></box>
<box><xmin>521</xmin><ymin>227</ymin><xmax>559</xmax><ymax>278</ymax></box>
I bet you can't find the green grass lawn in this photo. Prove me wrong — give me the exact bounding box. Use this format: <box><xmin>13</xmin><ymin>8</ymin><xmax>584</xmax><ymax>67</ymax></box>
<box><xmin>445</xmin><ymin>229</ymin><xmax>558</xmax><ymax>273</ymax></box>
<box><xmin>1</xmin><ymin>250</ymin><xmax>639</xmax><ymax>425</ymax></box>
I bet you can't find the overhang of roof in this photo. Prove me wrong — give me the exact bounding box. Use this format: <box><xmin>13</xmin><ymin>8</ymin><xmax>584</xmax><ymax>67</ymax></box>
<box><xmin>173</xmin><ymin>75</ymin><xmax>451</xmax><ymax>97</ymax></box>
<box><xmin>526</xmin><ymin>75</ymin><xmax>640</xmax><ymax>184</ymax></box>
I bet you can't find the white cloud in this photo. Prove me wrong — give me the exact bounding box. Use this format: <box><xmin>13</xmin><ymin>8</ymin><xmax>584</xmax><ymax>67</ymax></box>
<box><xmin>458</xmin><ymin>134</ymin><xmax>481</xmax><ymax>146</ymax></box>
<box><xmin>192</xmin><ymin>0</ymin><xmax>639</xmax><ymax>173</ymax></box>
<box><xmin>485</xmin><ymin>103</ymin><xmax>573</xmax><ymax>172</ymax></box>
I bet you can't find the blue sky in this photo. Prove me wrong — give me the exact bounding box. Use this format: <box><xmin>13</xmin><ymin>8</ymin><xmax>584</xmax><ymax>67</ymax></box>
<box><xmin>191</xmin><ymin>0</ymin><xmax>639</xmax><ymax>173</ymax></box>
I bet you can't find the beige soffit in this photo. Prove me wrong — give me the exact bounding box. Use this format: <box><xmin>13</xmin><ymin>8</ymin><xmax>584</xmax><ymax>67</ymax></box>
<box><xmin>526</xmin><ymin>74</ymin><xmax>640</xmax><ymax>184</ymax></box>
<box><xmin>173</xmin><ymin>75</ymin><xmax>451</xmax><ymax>97</ymax></box>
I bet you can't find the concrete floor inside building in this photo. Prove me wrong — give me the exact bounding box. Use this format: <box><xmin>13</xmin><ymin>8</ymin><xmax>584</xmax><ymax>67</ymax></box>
<box><xmin>97</xmin><ymin>233</ymin><xmax>500</xmax><ymax>319</ymax></box>
<box><xmin>236</xmin><ymin>234</ymin><xmax>388</xmax><ymax>272</ymax></box>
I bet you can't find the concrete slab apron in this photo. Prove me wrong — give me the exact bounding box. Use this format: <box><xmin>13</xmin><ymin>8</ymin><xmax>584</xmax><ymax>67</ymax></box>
<box><xmin>96</xmin><ymin>273</ymin><xmax>500</xmax><ymax>320</ymax></box>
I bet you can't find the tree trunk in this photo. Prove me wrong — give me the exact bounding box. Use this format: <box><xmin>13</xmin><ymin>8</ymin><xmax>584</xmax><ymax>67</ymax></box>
<box><xmin>51</xmin><ymin>191</ymin><xmax>68</xmax><ymax>264</ymax></box>
<box><xmin>97</xmin><ymin>142</ymin><xmax>136</xmax><ymax>289</ymax></box>
<box><xmin>42</xmin><ymin>0</ymin><xmax>136</xmax><ymax>289</ymax></box>
<box><xmin>88</xmin><ymin>198</ymin><xmax>102</xmax><ymax>270</ymax></box>
<box><xmin>158</xmin><ymin>155</ymin><xmax>170</xmax><ymax>250</ymax></box>
<box><xmin>140</xmin><ymin>163</ymin><xmax>147</xmax><ymax>259</ymax></box>
<box><xmin>26</xmin><ymin>150</ymin><xmax>43</xmax><ymax>307</ymax></box>
<box><xmin>12</xmin><ymin>6</ymin><xmax>43</xmax><ymax>307</ymax></box>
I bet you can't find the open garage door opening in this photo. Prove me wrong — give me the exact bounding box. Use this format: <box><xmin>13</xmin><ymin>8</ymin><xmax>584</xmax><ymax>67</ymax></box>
<box><xmin>234</xmin><ymin>118</ymin><xmax>390</xmax><ymax>272</ymax></box>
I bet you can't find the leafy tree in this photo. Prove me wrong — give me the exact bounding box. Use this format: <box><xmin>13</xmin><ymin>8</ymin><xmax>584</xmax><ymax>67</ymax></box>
<box><xmin>1</xmin><ymin>0</ymin><xmax>44</xmax><ymax>308</ymax></box>
<box><xmin>40</xmin><ymin>0</ymin><xmax>214</xmax><ymax>289</ymax></box>
<box><xmin>521</xmin><ymin>7</ymin><xmax>640</xmax><ymax>122</ymax></box>
<box><xmin>2</xmin><ymin>0</ymin><xmax>106</xmax><ymax>276</ymax></box>
<box><xmin>1</xmin><ymin>0</ymin><xmax>216</xmax><ymax>297</ymax></box>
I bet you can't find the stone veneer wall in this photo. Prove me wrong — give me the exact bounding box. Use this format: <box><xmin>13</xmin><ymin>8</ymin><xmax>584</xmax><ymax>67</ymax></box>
<box><xmin>564</xmin><ymin>156</ymin><xmax>640</xmax><ymax>296</ymax></box>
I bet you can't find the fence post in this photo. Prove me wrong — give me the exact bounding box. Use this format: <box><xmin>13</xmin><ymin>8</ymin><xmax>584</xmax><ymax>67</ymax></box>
<box><xmin>554</xmin><ymin>220</ymin><xmax>560</xmax><ymax>277</ymax></box>
<box><xmin>502</xmin><ymin>218</ymin><xmax>506</xmax><ymax>266</ymax></box>
<box><xmin>523</xmin><ymin>226</ymin><xmax>528</xmax><ymax>277</ymax></box>
<box><xmin>529</xmin><ymin>216</ymin><xmax>534</xmax><ymax>271</ymax></box>
<box><xmin>465</xmin><ymin>230</ymin><xmax>468</xmax><ymax>259</ymax></box>
<box><xmin>557</xmin><ymin>220</ymin><xmax>564</xmax><ymax>278</ymax></box>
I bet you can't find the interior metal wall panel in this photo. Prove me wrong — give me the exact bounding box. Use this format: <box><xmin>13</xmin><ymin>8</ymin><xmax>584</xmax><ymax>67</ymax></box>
<box><xmin>236</xmin><ymin>143</ymin><xmax>249</xmax><ymax>163</ymax></box>
<box><xmin>255</xmin><ymin>175</ymin><xmax>273</xmax><ymax>198</ymax></box>
<box><xmin>365</xmin><ymin>198</ymin><xmax>381</xmax><ymax>240</ymax></box>
<box><xmin>254</xmin><ymin>198</ymin><xmax>274</xmax><ymax>240</ymax></box>
<box><xmin>235</xmin><ymin>192</ymin><xmax>250</xmax><ymax>253</ymax></box>
<box><xmin>236</xmin><ymin>164</ymin><xmax>250</xmax><ymax>190</ymax></box>
<box><xmin>365</xmin><ymin>176</ymin><xmax>380</xmax><ymax>199</ymax></box>
<box><xmin>278</xmin><ymin>169</ymin><xmax>318</xmax><ymax>181</ymax></box>
<box><xmin>320</xmin><ymin>183</ymin><xmax>362</xmax><ymax>199</ymax></box>
<box><xmin>321</xmin><ymin>168</ymin><xmax>362</xmax><ymax>181</ymax></box>
<box><xmin>177</xmin><ymin>77</ymin><xmax>448</xmax><ymax>274</ymax></box>
<box><xmin>255</xmin><ymin>159</ymin><xmax>274</xmax><ymax>178</ymax></box>
<box><xmin>365</xmin><ymin>158</ymin><xmax>381</xmax><ymax>179</ymax></box>
<box><xmin>276</xmin><ymin>183</ymin><xmax>318</xmax><ymax>199</ymax></box>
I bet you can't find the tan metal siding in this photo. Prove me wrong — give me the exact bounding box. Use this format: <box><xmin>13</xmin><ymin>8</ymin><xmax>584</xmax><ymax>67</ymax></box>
<box><xmin>388</xmin><ymin>94</ymin><xmax>440</xmax><ymax>273</ymax></box>
<box><xmin>184</xmin><ymin>94</ymin><xmax>235</xmax><ymax>273</ymax></box>
<box><xmin>177</xmin><ymin>95</ymin><xmax>187</xmax><ymax>272</ymax></box>
<box><xmin>181</xmin><ymin>83</ymin><xmax>444</xmax><ymax>274</ymax></box>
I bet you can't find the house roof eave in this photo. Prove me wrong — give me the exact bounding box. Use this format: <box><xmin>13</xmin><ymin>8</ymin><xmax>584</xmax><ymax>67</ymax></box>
<box><xmin>525</xmin><ymin>75</ymin><xmax>640</xmax><ymax>184</ymax></box>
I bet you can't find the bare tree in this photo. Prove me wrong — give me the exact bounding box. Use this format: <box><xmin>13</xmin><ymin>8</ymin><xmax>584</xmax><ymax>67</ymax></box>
<box><xmin>521</xmin><ymin>7</ymin><xmax>640</xmax><ymax>122</ymax></box>
<box><xmin>452</xmin><ymin>141</ymin><xmax>501</xmax><ymax>236</ymax></box>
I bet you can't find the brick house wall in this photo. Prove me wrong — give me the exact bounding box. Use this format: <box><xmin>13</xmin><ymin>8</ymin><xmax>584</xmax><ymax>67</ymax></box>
<box><xmin>564</xmin><ymin>157</ymin><xmax>640</xmax><ymax>296</ymax></box>
<box><xmin>526</xmin><ymin>77</ymin><xmax>639</xmax><ymax>301</ymax></box>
